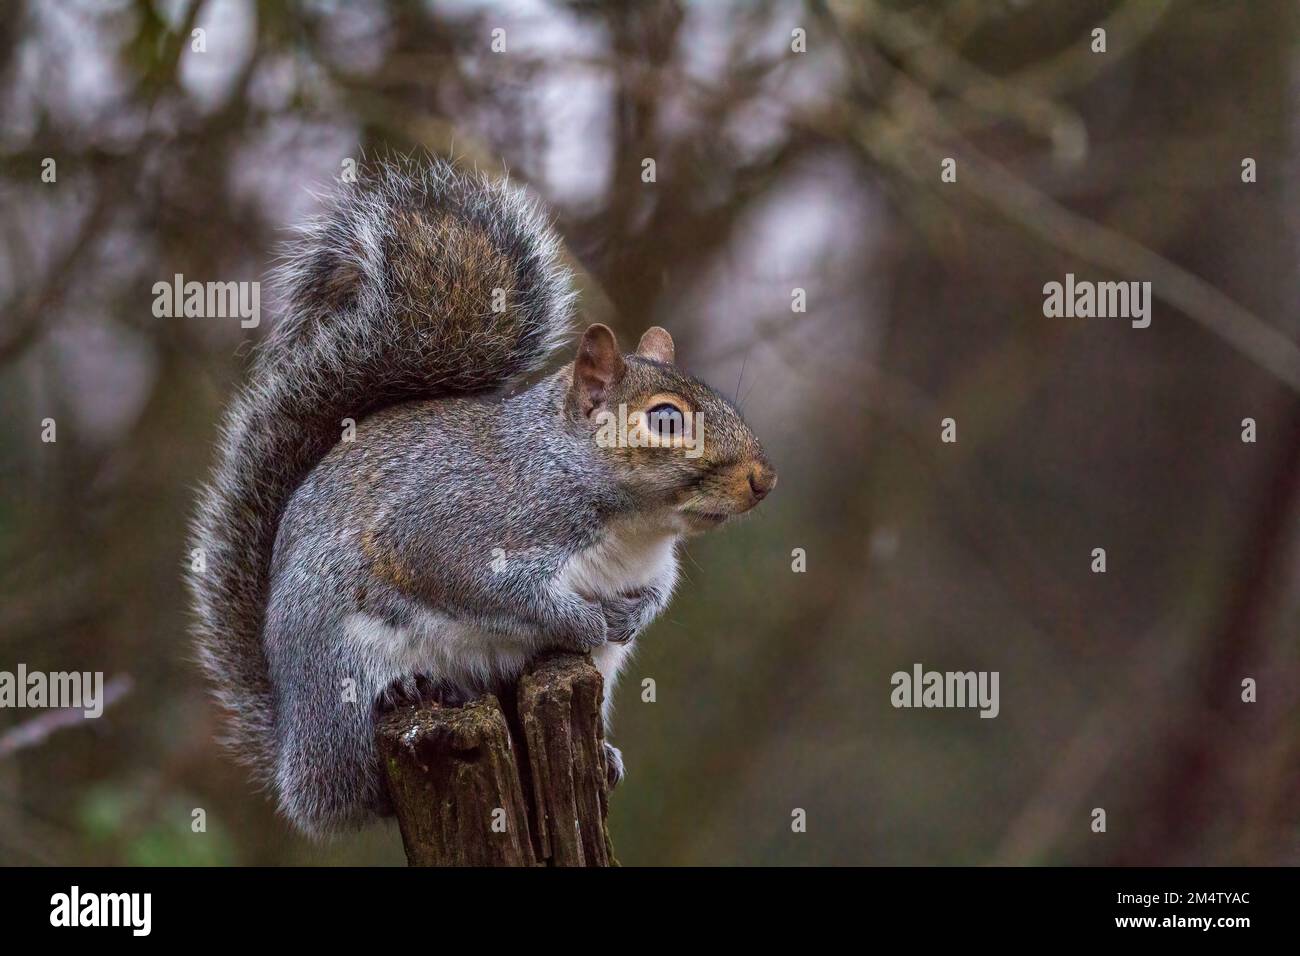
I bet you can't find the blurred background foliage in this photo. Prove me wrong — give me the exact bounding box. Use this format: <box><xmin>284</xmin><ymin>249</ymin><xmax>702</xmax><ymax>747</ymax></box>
<box><xmin>1</xmin><ymin>0</ymin><xmax>1298</xmax><ymax>865</ymax></box>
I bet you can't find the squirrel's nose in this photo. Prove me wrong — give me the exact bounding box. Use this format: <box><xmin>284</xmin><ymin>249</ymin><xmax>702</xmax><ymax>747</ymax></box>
<box><xmin>748</xmin><ymin>465</ymin><xmax>776</xmax><ymax>502</ymax></box>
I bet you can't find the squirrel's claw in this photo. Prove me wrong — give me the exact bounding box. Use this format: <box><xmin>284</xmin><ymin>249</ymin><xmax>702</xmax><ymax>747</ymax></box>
<box><xmin>603</xmin><ymin>741</ymin><xmax>625</xmax><ymax>790</ymax></box>
<box><xmin>602</xmin><ymin>591</ymin><xmax>651</xmax><ymax>645</ymax></box>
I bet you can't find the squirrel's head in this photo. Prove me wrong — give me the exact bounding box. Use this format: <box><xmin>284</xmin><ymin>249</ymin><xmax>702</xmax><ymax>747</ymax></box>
<box><xmin>565</xmin><ymin>323</ymin><xmax>776</xmax><ymax>534</ymax></box>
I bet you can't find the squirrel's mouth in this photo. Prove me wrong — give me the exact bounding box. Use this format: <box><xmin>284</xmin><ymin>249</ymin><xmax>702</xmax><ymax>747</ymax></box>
<box><xmin>681</xmin><ymin>509</ymin><xmax>731</xmax><ymax>528</ymax></box>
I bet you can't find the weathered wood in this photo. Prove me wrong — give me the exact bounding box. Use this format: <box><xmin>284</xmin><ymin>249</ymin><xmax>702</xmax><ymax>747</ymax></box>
<box><xmin>376</xmin><ymin>651</ymin><xmax>616</xmax><ymax>866</ymax></box>
<box><xmin>376</xmin><ymin>693</ymin><xmax>535</xmax><ymax>866</ymax></box>
<box><xmin>518</xmin><ymin>652</ymin><xmax>616</xmax><ymax>866</ymax></box>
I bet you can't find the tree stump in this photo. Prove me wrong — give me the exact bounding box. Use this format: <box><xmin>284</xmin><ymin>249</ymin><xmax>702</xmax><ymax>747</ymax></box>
<box><xmin>376</xmin><ymin>651</ymin><xmax>617</xmax><ymax>866</ymax></box>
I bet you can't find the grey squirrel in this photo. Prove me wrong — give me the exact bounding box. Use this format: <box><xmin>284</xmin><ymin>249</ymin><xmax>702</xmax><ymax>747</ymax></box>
<box><xmin>188</xmin><ymin>158</ymin><xmax>776</xmax><ymax>837</ymax></box>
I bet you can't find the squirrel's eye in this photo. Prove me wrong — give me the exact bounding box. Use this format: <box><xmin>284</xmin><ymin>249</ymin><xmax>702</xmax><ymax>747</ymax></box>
<box><xmin>645</xmin><ymin>403</ymin><xmax>685</xmax><ymax>436</ymax></box>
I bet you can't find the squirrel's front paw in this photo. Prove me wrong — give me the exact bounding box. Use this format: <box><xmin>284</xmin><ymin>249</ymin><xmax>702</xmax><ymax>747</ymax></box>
<box><xmin>603</xmin><ymin>742</ymin><xmax>625</xmax><ymax>790</ymax></box>
<box><xmin>602</xmin><ymin>591</ymin><xmax>649</xmax><ymax>645</ymax></box>
<box><xmin>554</xmin><ymin>601</ymin><xmax>609</xmax><ymax>652</ymax></box>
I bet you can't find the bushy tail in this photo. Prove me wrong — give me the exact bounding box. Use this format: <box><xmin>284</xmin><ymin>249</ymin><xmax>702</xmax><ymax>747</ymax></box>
<box><xmin>188</xmin><ymin>159</ymin><xmax>575</xmax><ymax>784</ymax></box>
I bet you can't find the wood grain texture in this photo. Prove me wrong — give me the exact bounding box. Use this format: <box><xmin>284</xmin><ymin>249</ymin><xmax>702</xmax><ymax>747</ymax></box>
<box><xmin>376</xmin><ymin>651</ymin><xmax>616</xmax><ymax>866</ymax></box>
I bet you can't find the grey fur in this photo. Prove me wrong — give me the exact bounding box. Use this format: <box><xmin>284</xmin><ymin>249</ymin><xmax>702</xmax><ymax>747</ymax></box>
<box><xmin>188</xmin><ymin>160</ymin><xmax>573</xmax><ymax>796</ymax></box>
<box><xmin>189</xmin><ymin>159</ymin><xmax>774</xmax><ymax>837</ymax></box>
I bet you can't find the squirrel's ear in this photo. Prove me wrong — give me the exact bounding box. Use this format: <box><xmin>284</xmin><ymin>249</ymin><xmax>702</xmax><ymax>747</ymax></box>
<box><xmin>635</xmin><ymin>326</ymin><xmax>675</xmax><ymax>364</ymax></box>
<box><xmin>573</xmin><ymin>323</ymin><xmax>625</xmax><ymax>416</ymax></box>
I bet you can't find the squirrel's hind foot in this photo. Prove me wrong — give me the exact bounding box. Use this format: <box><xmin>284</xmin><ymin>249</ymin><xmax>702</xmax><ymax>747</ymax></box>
<box><xmin>603</xmin><ymin>741</ymin><xmax>625</xmax><ymax>790</ymax></box>
<box><xmin>375</xmin><ymin>673</ymin><xmax>472</xmax><ymax>714</ymax></box>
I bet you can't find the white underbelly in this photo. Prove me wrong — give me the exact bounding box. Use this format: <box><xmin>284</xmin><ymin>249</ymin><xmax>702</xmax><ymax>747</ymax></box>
<box><xmin>344</xmin><ymin>610</ymin><xmax>531</xmax><ymax>692</ymax></box>
<box><xmin>343</xmin><ymin>516</ymin><xmax>680</xmax><ymax>704</ymax></box>
<box><xmin>556</xmin><ymin>519</ymin><xmax>679</xmax><ymax>601</ymax></box>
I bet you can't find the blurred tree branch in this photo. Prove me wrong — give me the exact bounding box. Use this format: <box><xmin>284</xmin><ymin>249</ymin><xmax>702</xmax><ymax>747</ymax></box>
<box><xmin>0</xmin><ymin>676</ymin><xmax>133</xmax><ymax>759</ymax></box>
<box><xmin>819</xmin><ymin>0</ymin><xmax>1300</xmax><ymax>393</ymax></box>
